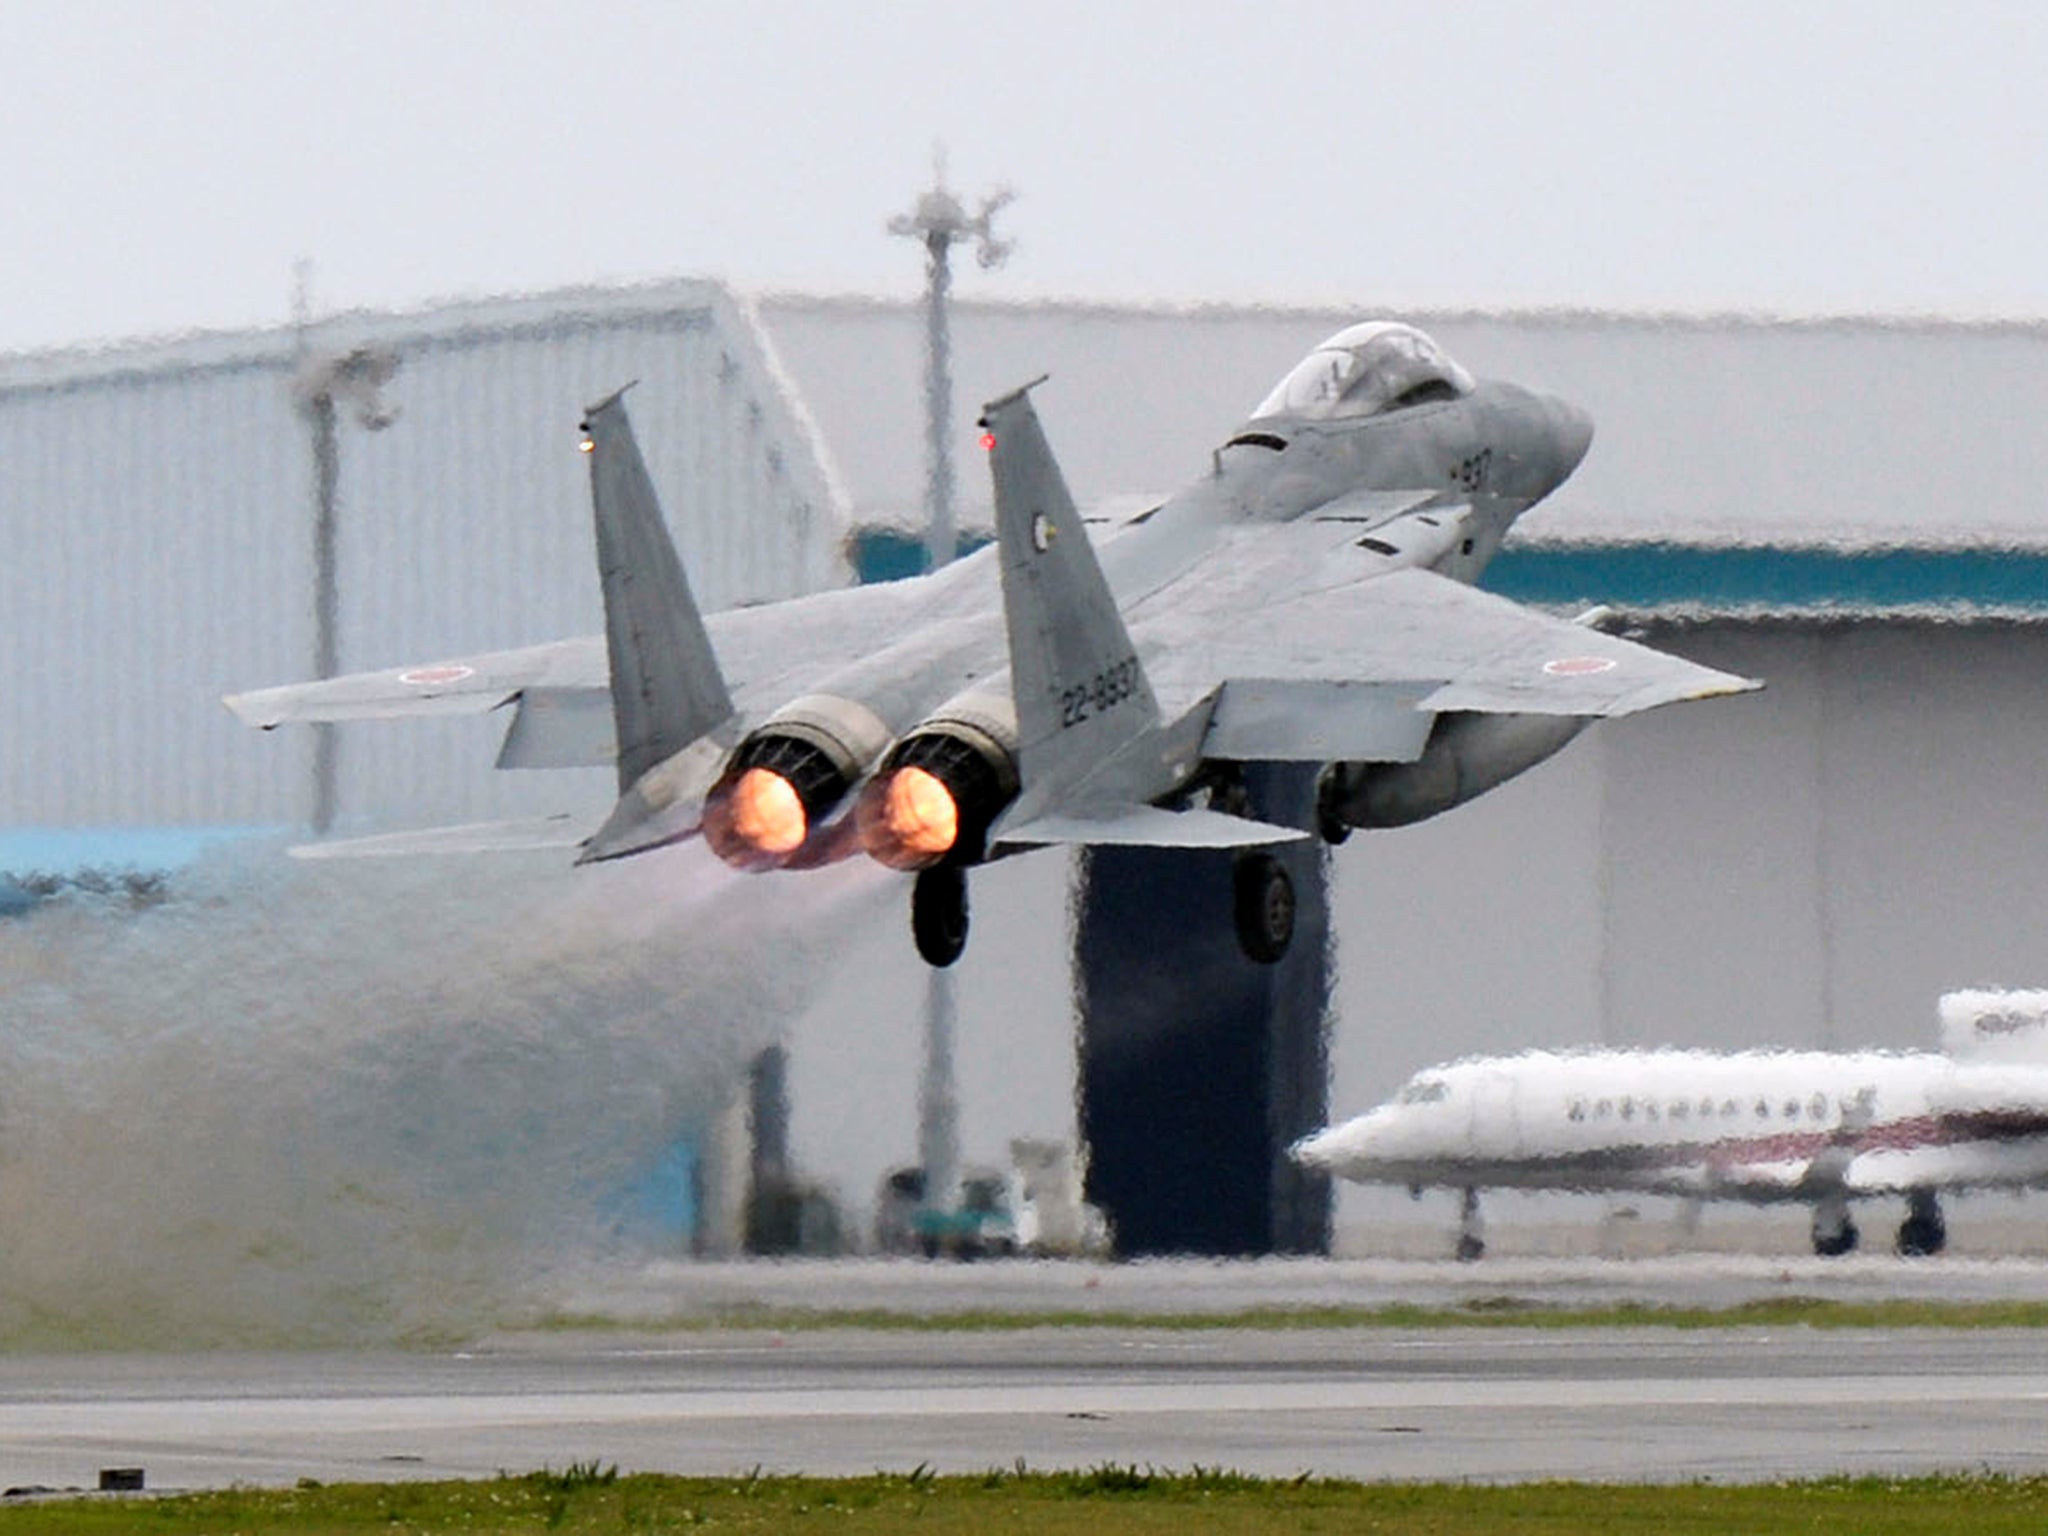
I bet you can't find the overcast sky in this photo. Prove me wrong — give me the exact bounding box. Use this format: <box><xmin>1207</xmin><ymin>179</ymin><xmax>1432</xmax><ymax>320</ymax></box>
<box><xmin>4</xmin><ymin>1</ymin><xmax>2046</xmax><ymax>353</ymax></box>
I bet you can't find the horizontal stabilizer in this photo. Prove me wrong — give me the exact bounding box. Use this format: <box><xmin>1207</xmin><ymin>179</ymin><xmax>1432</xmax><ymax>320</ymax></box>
<box><xmin>287</xmin><ymin>815</ymin><xmax>591</xmax><ymax>860</ymax></box>
<box><xmin>494</xmin><ymin>687</ymin><xmax>616</xmax><ymax>769</ymax></box>
<box><xmin>996</xmin><ymin>804</ymin><xmax>1307</xmax><ymax>852</ymax></box>
<box><xmin>577</xmin><ymin>734</ymin><xmax>731</xmax><ymax>863</ymax></box>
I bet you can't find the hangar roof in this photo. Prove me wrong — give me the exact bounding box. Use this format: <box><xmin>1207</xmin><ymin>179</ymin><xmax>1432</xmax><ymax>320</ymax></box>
<box><xmin>762</xmin><ymin>295</ymin><xmax>2048</xmax><ymax>618</ymax></box>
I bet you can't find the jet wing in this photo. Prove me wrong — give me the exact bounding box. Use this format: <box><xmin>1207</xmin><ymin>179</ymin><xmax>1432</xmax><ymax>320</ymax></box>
<box><xmin>1131</xmin><ymin>521</ymin><xmax>1758</xmax><ymax>762</ymax></box>
<box><xmin>222</xmin><ymin>636</ymin><xmax>605</xmax><ymax>729</ymax></box>
<box><xmin>222</xmin><ymin>577</ymin><xmax>939</xmax><ymax>761</ymax></box>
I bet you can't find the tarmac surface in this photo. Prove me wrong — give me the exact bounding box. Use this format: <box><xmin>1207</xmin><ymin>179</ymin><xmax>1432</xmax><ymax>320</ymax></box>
<box><xmin>7</xmin><ymin>1254</ymin><xmax>2048</xmax><ymax>1492</ymax></box>
<box><xmin>3</xmin><ymin>1324</ymin><xmax>2048</xmax><ymax>1492</ymax></box>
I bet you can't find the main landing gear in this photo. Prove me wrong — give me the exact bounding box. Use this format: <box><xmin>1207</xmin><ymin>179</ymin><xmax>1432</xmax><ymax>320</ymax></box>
<box><xmin>1232</xmin><ymin>852</ymin><xmax>1296</xmax><ymax>965</ymax></box>
<box><xmin>912</xmin><ymin>867</ymin><xmax>969</xmax><ymax>969</ymax></box>
<box><xmin>1810</xmin><ymin>1190</ymin><xmax>1949</xmax><ymax>1257</ymax></box>
<box><xmin>1208</xmin><ymin>769</ymin><xmax>1298</xmax><ymax>966</ymax></box>
<box><xmin>1896</xmin><ymin>1188</ymin><xmax>1946</xmax><ymax>1257</ymax></box>
<box><xmin>1810</xmin><ymin>1196</ymin><xmax>1860</xmax><ymax>1257</ymax></box>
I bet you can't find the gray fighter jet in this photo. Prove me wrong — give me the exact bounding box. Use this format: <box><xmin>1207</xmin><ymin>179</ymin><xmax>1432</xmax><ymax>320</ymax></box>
<box><xmin>227</xmin><ymin>321</ymin><xmax>1756</xmax><ymax>966</ymax></box>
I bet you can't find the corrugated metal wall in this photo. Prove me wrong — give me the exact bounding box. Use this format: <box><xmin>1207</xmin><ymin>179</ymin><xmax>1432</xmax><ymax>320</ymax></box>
<box><xmin>0</xmin><ymin>282</ymin><xmax>849</xmax><ymax>834</ymax></box>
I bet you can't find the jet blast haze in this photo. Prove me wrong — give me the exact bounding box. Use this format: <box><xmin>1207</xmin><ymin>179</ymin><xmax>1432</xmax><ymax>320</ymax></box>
<box><xmin>228</xmin><ymin>323</ymin><xmax>1755</xmax><ymax>966</ymax></box>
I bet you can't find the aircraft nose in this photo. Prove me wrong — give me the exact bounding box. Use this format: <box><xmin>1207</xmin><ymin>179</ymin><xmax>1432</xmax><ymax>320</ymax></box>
<box><xmin>1550</xmin><ymin>397</ymin><xmax>1595</xmax><ymax>477</ymax></box>
<box><xmin>1290</xmin><ymin>1108</ymin><xmax>1393</xmax><ymax>1174</ymax></box>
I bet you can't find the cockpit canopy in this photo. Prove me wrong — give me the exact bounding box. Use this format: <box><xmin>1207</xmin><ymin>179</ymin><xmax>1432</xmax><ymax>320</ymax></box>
<box><xmin>1396</xmin><ymin>1074</ymin><xmax>1450</xmax><ymax>1107</ymax></box>
<box><xmin>1250</xmin><ymin>322</ymin><xmax>1475</xmax><ymax>423</ymax></box>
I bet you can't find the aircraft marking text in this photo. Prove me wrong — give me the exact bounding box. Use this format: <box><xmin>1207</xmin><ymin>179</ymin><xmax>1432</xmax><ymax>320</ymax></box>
<box><xmin>1061</xmin><ymin>656</ymin><xmax>1140</xmax><ymax>729</ymax></box>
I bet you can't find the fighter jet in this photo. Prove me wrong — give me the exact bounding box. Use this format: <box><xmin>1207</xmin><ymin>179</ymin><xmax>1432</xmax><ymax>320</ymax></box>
<box><xmin>1294</xmin><ymin>990</ymin><xmax>2048</xmax><ymax>1261</ymax></box>
<box><xmin>226</xmin><ymin>321</ymin><xmax>1756</xmax><ymax>967</ymax></box>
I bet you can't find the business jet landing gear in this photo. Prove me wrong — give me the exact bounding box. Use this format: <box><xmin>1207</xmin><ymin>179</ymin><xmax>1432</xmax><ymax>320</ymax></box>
<box><xmin>1233</xmin><ymin>852</ymin><xmax>1295</xmax><ymax>965</ymax></box>
<box><xmin>1811</xmin><ymin>1196</ymin><xmax>1859</xmax><ymax>1258</ymax></box>
<box><xmin>1454</xmin><ymin>1187</ymin><xmax>1486</xmax><ymax>1262</ymax></box>
<box><xmin>912</xmin><ymin>867</ymin><xmax>969</xmax><ymax>969</ymax></box>
<box><xmin>1896</xmin><ymin>1189</ymin><xmax>1947</xmax><ymax>1257</ymax></box>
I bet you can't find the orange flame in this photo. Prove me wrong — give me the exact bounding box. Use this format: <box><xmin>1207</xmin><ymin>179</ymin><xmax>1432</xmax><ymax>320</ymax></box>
<box><xmin>864</xmin><ymin>766</ymin><xmax>959</xmax><ymax>870</ymax></box>
<box><xmin>726</xmin><ymin>767</ymin><xmax>809</xmax><ymax>856</ymax></box>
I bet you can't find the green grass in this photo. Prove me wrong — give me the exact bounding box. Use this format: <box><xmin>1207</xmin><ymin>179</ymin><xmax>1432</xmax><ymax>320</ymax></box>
<box><xmin>5</xmin><ymin>1469</ymin><xmax>2048</xmax><ymax>1534</ymax></box>
<box><xmin>532</xmin><ymin>1295</ymin><xmax>2048</xmax><ymax>1333</ymax></box>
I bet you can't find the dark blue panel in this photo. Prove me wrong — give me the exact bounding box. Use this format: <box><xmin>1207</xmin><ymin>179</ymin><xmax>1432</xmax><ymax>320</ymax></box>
<box><xmin>1074</xmin><ymin>765</ymin><xmax>1331</xmax><ymax>1257</ymax></box>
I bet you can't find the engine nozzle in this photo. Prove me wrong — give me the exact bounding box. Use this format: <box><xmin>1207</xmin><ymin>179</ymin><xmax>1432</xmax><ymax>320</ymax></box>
<box><xmin>701</xmin><ymin>696</ymin><xmax>892</xmax><ymax>870</ymax></box>
<box><xmin>856</xmin><ymin>717</ymin><xmax>1018</xmax><ymax>872</ymax></box>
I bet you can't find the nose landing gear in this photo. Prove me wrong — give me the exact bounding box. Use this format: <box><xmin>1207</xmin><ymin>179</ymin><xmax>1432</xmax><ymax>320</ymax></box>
<box><xmin>1454</xmin><ymin>1186</ymin><xmax>1486</xmax><ymax>1262</ymax></box>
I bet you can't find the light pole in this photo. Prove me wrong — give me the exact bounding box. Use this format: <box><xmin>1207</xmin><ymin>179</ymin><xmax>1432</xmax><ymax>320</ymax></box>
<box><xmin>888</xmin><ymin>152</ymin><xmax>1014</xmax><ymax>574</ymax></box>
<box><xmin>290</xmin><ymin>263</ymin><xmax>400</xmax><ymax>835</ymax></box>
<box><xmin>887</xmin><ymin>156</ymin><xmax>1013</xmax><ymax>1247</ymax></box>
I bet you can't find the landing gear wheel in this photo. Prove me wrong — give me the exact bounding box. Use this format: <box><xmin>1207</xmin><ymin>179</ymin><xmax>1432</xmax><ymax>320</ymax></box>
<box><xmin>1313</xmin><ymin>767</ymin><xmax>1352</xmax><ymax>846</ymax></box>
<box><xmin>912</xmin><ymin>866</ymin><xmax>969</xmax><ymax>969</ymax></box>
<box><xmin>1811</xmin><ymin>1214</ymin><xmax>1860</xmax><ymax>1258</ymax></box>
<box><xmin>1896</xmin><ymin>1190</ymin><xmax>1946</xmax><ymax>1257</ymax></box>
<box><xmin>1454</xmin><ymin>1233</ymin><xmax>1486</xmax><ymax>1263</ymax></box>
<box><xmin>1233</xmin><ymin>852</ymin><xmax>1295</xmax><ymax>965</ymax></box>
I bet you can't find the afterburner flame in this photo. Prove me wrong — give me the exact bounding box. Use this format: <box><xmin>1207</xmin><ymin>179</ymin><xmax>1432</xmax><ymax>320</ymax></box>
<box><xmin>728</xmin><ymin>767</ymin><xmax>808</xmax><ymax>856</ymax></box>
<box><xmin>872</xmin><ymin>766</ymin><xmax>959</xmax><ymax>867</ymax></box>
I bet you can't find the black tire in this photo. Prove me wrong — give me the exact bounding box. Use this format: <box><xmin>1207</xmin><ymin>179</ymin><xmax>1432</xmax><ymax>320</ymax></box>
<box><xmin>1454</xmin><ymin>1234</ymin><xmax>1486</xmax><ymax>1263</ymax></box>
<box><xmin>1233</xmin><ymin>852</ymin><xmax>1295</xmax><ymax>964</ymax></box>
<box><xmin>1314</xmin><ymin>767</ymin><xmax>1352</xmax><ymax>846</ymax></box>
<box><xmin>1812</xmin><ymin>1216</ymin><xmax>1860</xmax><ymax>1258</ymax></box>
<box><xmin>1897</xmin><ymin>1193</ymin><xmax>1947</xmax><ymax>1257</ymax></box>
<box><xmin>912</xmin><ymin>866</ymin><xmax>969</xmax><ymax>968</ymax></box>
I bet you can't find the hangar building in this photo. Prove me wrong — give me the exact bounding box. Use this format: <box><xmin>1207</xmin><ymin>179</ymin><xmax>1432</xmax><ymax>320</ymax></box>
<box><xmin>6</xmin><ymin>283</ymin><xmax>2048</xmax><ymax>1252</ymax></box>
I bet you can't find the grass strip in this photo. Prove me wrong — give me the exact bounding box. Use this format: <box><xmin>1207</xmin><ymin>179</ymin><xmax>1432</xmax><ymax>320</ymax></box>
<box><xmin>533</xmin><ymin>1294</ymin><xmax>2048</xmax><ymax>1333</ymax></box>
<box><xmin>7</xmin><ymin>1467</ymin><xmax>2048</xmax><ymax>1534</ymax></box>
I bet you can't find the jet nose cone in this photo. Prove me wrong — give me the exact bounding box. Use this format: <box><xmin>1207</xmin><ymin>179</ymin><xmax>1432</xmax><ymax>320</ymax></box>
<box><xmin>1290</xmin><ymin>1110</ymin><xmax>1389</xmax><ymax>1175</ymax></box>
<box><xmin>1290</xmin><ymin>1126</ymin><xmax>1344</xmax><ymax>1169</ymax></box>
<box><xmin>1551</xmin><ymin>398</ymin><xmax>1595</xmax><ymax>478</ymax></box>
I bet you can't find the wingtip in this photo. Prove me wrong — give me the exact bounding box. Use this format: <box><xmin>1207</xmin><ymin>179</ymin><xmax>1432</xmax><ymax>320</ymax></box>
<box><xmin>221</xmin><ymin>690</ymin><xmax>283</xmax><ymax>730</ymax></box>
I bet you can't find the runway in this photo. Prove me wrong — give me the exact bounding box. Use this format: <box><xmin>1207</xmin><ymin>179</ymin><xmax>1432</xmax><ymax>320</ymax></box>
<box><xmin>1</xmin><ymin>1328</ymin><xmax>2047</xmax><ymax>1492</ymax></box>
<box><xmin>8</xmin><ymin>1256</ymin><xmax>2048</xmax><ymax>1492</ymax></box>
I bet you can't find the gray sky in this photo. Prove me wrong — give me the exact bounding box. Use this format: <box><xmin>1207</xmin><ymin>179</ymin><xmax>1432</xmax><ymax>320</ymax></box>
<box><xmin>5</xmin><ymin>0</ymin><xmax>2047</xmax><ymax>353</ymax></box>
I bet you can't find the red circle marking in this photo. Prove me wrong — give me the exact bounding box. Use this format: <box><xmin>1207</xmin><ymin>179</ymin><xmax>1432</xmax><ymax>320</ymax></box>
<box><xmin>398</xmin><ymin>664</ymin><xmax>475</xmax><ymax>687</ymax></box>
<box><xmin>1542</xmin><ymin>655</ymin><xmax>1618</xmax><ymax>677</ymax></box>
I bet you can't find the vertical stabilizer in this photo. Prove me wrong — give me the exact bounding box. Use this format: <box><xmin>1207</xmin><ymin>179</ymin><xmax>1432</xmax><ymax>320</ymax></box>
<box><xmin>980</xmin><ymin>381</ymin><xmax>1160</xmax><ymax>810</ymax></box>
<box><xmin>584</xmin><ymin>386</ymin><xmax>734</xmax><ymax>791</ymax></box>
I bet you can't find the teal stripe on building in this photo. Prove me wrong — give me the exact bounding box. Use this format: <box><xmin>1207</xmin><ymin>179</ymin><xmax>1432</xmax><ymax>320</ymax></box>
<box><xmin>850</xmin><ymin>526</ymin><xmax>2048</xmax><ymax>616</ymax></box>
<box><xmin>1483</xmin><ymin>542</ymin><xmax>2048</xmax><ymax>615</ymax></box>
